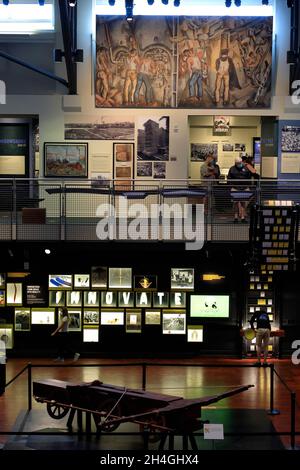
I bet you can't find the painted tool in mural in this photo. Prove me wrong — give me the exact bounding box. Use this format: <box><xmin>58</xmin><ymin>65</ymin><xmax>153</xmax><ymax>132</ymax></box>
<box><xmin>96</xmin><ymin>15</ymin><xmax>272</xmax><ymax>109</ymax></box>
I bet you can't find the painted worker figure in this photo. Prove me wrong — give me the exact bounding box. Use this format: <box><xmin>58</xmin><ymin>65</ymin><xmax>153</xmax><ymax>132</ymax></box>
<box><xmin>214</xmin><ymin>48</ymin><xmax>240</xmax><ymax>106</ymax></box>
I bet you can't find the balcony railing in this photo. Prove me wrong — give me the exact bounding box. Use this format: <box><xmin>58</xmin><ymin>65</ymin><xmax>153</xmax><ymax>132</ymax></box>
<box><xmin>0</xmin><ymin>178</ymin><xmax>300</xmax><ymax>242</ymax></box>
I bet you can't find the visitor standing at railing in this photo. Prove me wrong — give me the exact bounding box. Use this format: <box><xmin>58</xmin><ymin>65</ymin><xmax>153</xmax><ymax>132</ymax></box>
<box><xmin>227</xmin><ymin>156</ymin><xmax>252</xmax><ymax>223</ymax></box>
<box><xmin>250</xmin><ymin>309</ymin><xmax>271</xmax><ymax>367</ymax></box>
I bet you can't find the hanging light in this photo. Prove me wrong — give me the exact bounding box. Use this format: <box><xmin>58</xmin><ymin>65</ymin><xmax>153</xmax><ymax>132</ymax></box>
<box><xmin>3</xmin><ymin>0</ymin><xmax>9</xmax><ymax>6</ymax></box>
<box><xmin>234</xmin><ymin>0</ymin><xmax>241</xmax><ymax>5</ymax></box>
<box><xmin>174</xmin><ymin>0</ymin><xmax>180</xmax><ymax>6</ymax></box>
<box><xmin>68</xmin><ymin>0</ymin><xmax>77</xmax><ymax>7</ymax></box>
<box><xmin>225</xmin><ymin>0</ymin><xmax>232</xmax><ymax>6</ymax></box>
<box><xmin>108</xmin><ymin>0</ymin><xmax>115</xmax><ymax>5</ymax></box>
<box><xmin>38</xmin><ymin>0</ymin><xmax>45</xmax><ymax>5</ymax></box>
<box><xmin>147</xmin><ymin>0</ymin><xmax>155</xmax><ymax>5</ymax></box>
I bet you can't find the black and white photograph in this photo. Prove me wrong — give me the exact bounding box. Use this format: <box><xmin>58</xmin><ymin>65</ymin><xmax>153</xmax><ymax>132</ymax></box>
<box><xmin>91</xmin><ymin>266</ymin><xmax>107</xmax><ymax>289</ymax></box>
<box><xmin>222</xmin><ymin>143</ymin><xmax>234</xmax><ymax>152</ymax></box>
<box><xmin>0</xmin><ymin>325</ymin><xmax>13</xmax><ymax>349</ymax></box>
<box><xmin>14</xmin><ymin>308</ymin><xmax>31</xmax><ymax>331</ymax></box>
<box><xmin>74</xmin><ymin>274</ymin><xmax>90</xmax><ymax>289</ymax></box>
<box><xmin>171</xmin><ymin>268</ymin><xmax>194</xmax><ymax>290</ymax></box>
<box><xmin>137</xmin><ymin>162</ymin><xmax>152</xmax><ymax>177</ymax></box>
<box><xmin>0</xmin><ymin>273</ymin><xmax>5</xmax><ymax>288</ymax></box>
<box><xmin>281</xmin><ymin>126</ymin><xmax>300</xmax><ymax>152</ymax></box>
<box><xmin>101</xmin><ymin>291</ymin><xmax>118</xmax><ymax>307</ymax></box>
<box><xmin>83</xmin><ymin>309</ymin><xmax>100</xmax><ymax>325</ymax></box>
<box><xmin>126</xmin><ymin>309</ymin><xmax>142</xmax><ymax>333</ymax></box>
<box><xmin>153</xmin><ymin>162</ymin><xmax>166</xmax><ymax>179</ymax></box>
<box><xmin>235</xmin><ymin>143</ymin><xmax>246</xmax><ymax>152</ymax></box>
<box><xmin>145</xmin><ymin>310</ymin><xmax>161</xmax><ymax>325</ymax></box>
<box><xmin>65</xmin><ymin>116</ymin><xmax>134</xmax><ymax>140</ymax></box>
<box><xmin>60</xmin><ymin>309</ymin><xmax>82</xmax><ymax>331</ymax></box>
<box><xmin>90</xmin><ymin>172</ymin><xmax>111</xmax><ymax>187</ymax></box>
<box><xmin>137</xmin><ymin>116</ymin><xmax>169</xmax><ymax>161</ymax></box>
<box><xmin>109</xmin><ymin>268</ymin><xmax>132</xmax><ymax>289</ymax></box>
<box><xmin>162</xmin><ymin>311</ymin><xmax>186</xmax><ymax>335</ymax></box>
<box><xmin>190</xmin><ymin>143</ymin><xmax>218</xmax><ymax>162</ymax></box>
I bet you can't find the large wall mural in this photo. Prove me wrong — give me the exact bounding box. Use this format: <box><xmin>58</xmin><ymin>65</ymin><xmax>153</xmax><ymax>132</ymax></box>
<box><xmin>96</xmin><ymin>15</ymin><xmax>273</xmax><ymax>109</ymax></box>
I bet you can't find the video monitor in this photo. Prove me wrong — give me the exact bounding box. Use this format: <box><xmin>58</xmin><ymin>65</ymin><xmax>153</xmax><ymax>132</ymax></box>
<box><xmin>190</xmin><ymin>295</ymin><xmax>230</xmax><ymax>318</ymax></box>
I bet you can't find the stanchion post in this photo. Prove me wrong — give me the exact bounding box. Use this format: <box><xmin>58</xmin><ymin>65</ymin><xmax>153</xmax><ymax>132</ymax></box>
<box><xmin>267</xmin><ymin>364</ymin><xmax>280</xmax><ymax>415</ymax></box>
<box><xmin>27</xmin><ymin>363</ymin><xmax>32</xmax><ymax>411</ymax></box>
<box><xmin>142</xmin><ymin>363</ymin><xmax>147</xmax><ymax>391</ymax></box>
<box><xmin>290</xmin><ymin>392</ymin><xmax>296</xmax><ymax>450</ymax></box>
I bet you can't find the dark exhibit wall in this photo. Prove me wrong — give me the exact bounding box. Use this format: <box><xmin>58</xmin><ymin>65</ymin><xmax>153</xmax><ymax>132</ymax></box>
<box><xmin>0</xmin><ymin>242</ymin><xmax>245</xmax><ymax>358</ymax></box>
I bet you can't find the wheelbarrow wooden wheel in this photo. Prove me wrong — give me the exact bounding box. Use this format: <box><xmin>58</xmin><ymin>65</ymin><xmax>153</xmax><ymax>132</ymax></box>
<box><xmin>93</xmin><ymin>399</ymin><xmax>121</xmax><ymax>432</ymax></box>
<box><xmin>140</xmin><ymin>414</ymin><xmax>167</xmax><ymax>443</ymax></box>
<box><xmin>46</xmin><ymin>401</ymin><xmax>69</xmax><ymax>419</ymax></box>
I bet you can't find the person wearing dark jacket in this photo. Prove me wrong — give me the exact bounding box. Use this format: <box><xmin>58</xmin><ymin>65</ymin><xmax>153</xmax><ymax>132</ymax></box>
<box><xmin>250</xmin><ymin>309</ymin><xmax>271</xmax><ymax>366</ymax></box>
<box><xmin>227</xmin><ymin>156</ymin><xmax>251</xmax><ymax>222</ymax></box>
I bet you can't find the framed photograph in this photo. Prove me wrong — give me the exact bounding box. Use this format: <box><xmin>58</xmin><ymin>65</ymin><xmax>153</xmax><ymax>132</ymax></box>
<box><xmin>0</xmin><ymin>273</ymin><xmax>5</xmax><ymax>289</ymax></box>
<box><xmin>0</xmin><ymin>325</ymin><xmax>13</xmax><ymax>349</ymax></box>
<box><xmin>83</xmin><ymin>309</ymin><xmax>99</xmax><ymax>325</ymax></box>
<box><xmin>109</xmin><ymin>268</ymin><xmax>132</xmax><ymax>289</ymax></box>
<box><xmin>49</xmin><ymin>275</ymin><xmax>72</xmax><ymax>290</ymax></box>
<box><xmin>6</xmin><ymin>283</ymin><xmax>23</xmax><ymax>306</ymax></box>
<box><xmin>187</xmin><ymin>325</ymin><xmax>203</xmax><ymax>343</ymax></box>
<box><xmin>134</xmin><ymin>275</ymin><xmax>157</xmax><ymax>291</ymax></box>
<box><xmin>74</xmin><ymin>274</ymin><xmax>90</xmax><ymax>289</ymax></box>
<box><xmin>113</xmin><ymin>143</ymin><xmax>134</xmax><ymax>189</ymax></box>
<box><xmin>31</xmin><ymin>308</ymin><xmax>55</xmax><ymax>325</ymax></box>
<box><xmin>162</xmin><ymin>310</ymin><xmax>186</xmax><ymax>335</ymax></box>
<box><xmin>0</xmin><ymin>290</ymin><xmax>5</xmax><ymax>307</ymax></box>
<box><xmin>126</xmin><ymin>309</ymin><xmax>142</xmax><ymax>333</ymax></box>
<box><xmin>15</xmin><ymin>308</ymin><xmax>31</xmax><ymax>331</ymax></box>
<box><xmin>101</xmin><ymin>309</ymin><xmax>124</xmax><ymax>325</ymax></box>
<box><xmin>145</xmin><ymin>309</ymin><xmax>161</xmax><ymax>325</ymax></box>
<box><xmin>91</xmin><ymin>267</ymin><xmax>107</xmax><ymax>289</ymax></box>
<box><xmin>83</xmin><ymin>326</ymin><xmax>99</xmax><ymax>342</ymax></box>
<box><xmin>59</xmin><ymin>308</ymin><xmax>82</xmax><ymax>331</ymax></box>
<box><xmin>44</xmin><ymin>142</ymin><xmax>88</xmax><ymax>178</ymax></box>
<box><xmin>83</xmin><ymin>291</ymin><xmax>100</xmax><ymax>307</ymax></box>
<box><xmin>171</xmin><ymin>269</ymin><xmax>194</xmax><ymax>291</ymax></box>
<box><xmin>191</xmin><ymin>143</ymin><xmax>218</xmax><ymax>162</ymax></box>
<box><xmin>234</xmin><ymin>143</ymin><xmax>246</xmax><ymax>152</ymax></box>
<box><xmin>49</xmin><ymin>291</ymin><xmax>65</xmax><ymax>307</ymax></box>
<box><xmin>66</xmin><ymin>291</ymin><xmax>82</xmax><ymax>307</ymax></box>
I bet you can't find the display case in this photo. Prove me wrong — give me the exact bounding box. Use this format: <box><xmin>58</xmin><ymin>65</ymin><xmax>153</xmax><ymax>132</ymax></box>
<box><xmin>118</xmin><ymin>291</ymin><xmax>134</xmax><ymax>308</ymax></box>
<box><xmin>91</xmin><ymin>267</ymin><xmax>107</xmax><ymax>289</ymax></box>
<box><xmin>83</xmin><ymin>291</ymin><xmax>100</xmax><ymax>307</ymax></box>
<box><xmin>187</xmin><ymin>325</ymin><xmax>203</xmax><ymax>343</ymax></box>
<box><xmin>49</xmin><ymin>291</ymin><xmax>65</xmax><ymax>307</ymax></box>
<box><xmin>83</xmin><ymin>309</ymin><xmax>99</xmax><ymax>325</ymax></box>
<box><xmin>109</xmin><ymin>268</ymin><xmax>132</xmax><ymax>289</ymax></box>
<box><xmin>6</xmin><ymin>283</ymin><xmax>23</xmax><ymax>306</ymax></box>
<box><xmin>145</xmin><ymin>310</ymin><xmax>161</xmax><ymax>325</ymax></box>
<box><xmin>134</xmin><ymin>275</ymin><xmax>157</xmax><ymax>291</ymax></box>
<box><xmin>14</xmin><ymin>308</ymin><xmax>31</xmax><ymax>331</ymax></box>
<box><xmin>74</xmin><ymin>274</ymin><xmax>90</xmax><ymax>289</ymax></box>
<box><xmin>83</xmin><ymin>326</ymin><xmax>99</xmax><ymax>343</ymax></box>
<box><xmin>66</xmin><ymin>291</ymin><xmax>82</xmax><ymax>307</ymax></box>
<box><xmin>0</xmin><ymin>325</ymin><xmax>13</xmax><ymax>349</ymax></box>
<box><xmin>59</xmin><ymin>309</ymin><xmax>82</xmax><ymax>332</ymax></box>
<box><xmin>101</xmin><ymin>291</ymin><xmax>117</xmax><ymax>307</ymax></box>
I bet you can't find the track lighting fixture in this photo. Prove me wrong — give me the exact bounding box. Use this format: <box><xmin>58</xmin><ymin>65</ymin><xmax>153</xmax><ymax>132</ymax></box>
<box><xmin>125</xmin><ymin>0</ymin><xmax>133</xmax><ymax>21</ymax></box>
<box><xmin>68</xmin><ymin>0</ymin><xmax>76</xmax><ymax>7</ymax></box>
<box><xmin>108</xmin><ymin>0</ymin><xmax>115</xmax><ymax>5</ymax></box>
<box><xmin>225</xmin><ymin>0</ymin><xmax>232</xmax><ymax>6</ymax></box>
<box><xmin>3</xmin><ymin>0</ymin><xmax>9</xmax><ymax>6</ymax></box>
<box><xmin>147</xmin><ymin>0</ymin><xmax>155</xmax><ymax>5</ymax></box>
<box><xmin>234</xmin><ymin>0</ymin><xmax>241</xmax><ymax>6</ymax></box>
<box><xmin>174</xmin><ymin>0</ymin><xmax>180</xmax><ymax>6</ymax></box>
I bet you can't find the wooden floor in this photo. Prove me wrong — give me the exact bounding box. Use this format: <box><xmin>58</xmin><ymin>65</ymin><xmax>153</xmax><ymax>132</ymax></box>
<box><xmin>0</xmin><ymin>357</ymin><xmax>299</xmax><ymax>450</ymax></box>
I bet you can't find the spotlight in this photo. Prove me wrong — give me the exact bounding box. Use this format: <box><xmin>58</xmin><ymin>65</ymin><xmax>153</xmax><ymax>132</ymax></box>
<box><xmin>234</xmin><ymin>0</ymin><xmax>241</xmax><ymax>5</ymax></box>
<box><xmin>108</xmin><ymin>0</ymin><xmax>115</xmax><ymax>5</ymax></box>
<box><xmin>147</xmin><ymin>0</ymin><xmax>155</xmax><ymax>4</ymax></box>
<box><xmin>225</xmin><ymin>0</ymin><xmax>232</xmax><ymax>6</ymax></box>
<box><xmin>3</xmin><ymin>0</ymin><xmax>9</xmax><ymax>5</ymax></box>
<box><xmin>68</xmin><ymin>0</ymin><xmax>76</xmax><ymax>6</ymax></box>
<box><xmin>38</xmin><ymin>0</ymin><xmax>45</xmax><ymax>5</ymax></box>
<box><xmin>262</xmin><ymin>0</ymin><xmax>269</xmax><ymax>4</ymax></box>
<box><xmin>174</xmin><ymin>0</ymin><xmax>180</xmax><ymax>6</ymax></box>
<box><xmin>73</xmin><ymin>49</ymin><xmax>84</xmax><ymax>62</ymax></box>
<box><xmin>54</xmin><ymin>49</ymin><xmax>64</xmax><ymax>62</ymax></box>
<box><xmin>44</xmin><ymin>249</ymin><xmax>51</xmax><ymax>255</ymax></box>
<box><xmin>161</xmin><ymin>0</ymin><xmax>169</xmax><ymax>5</ymax></box>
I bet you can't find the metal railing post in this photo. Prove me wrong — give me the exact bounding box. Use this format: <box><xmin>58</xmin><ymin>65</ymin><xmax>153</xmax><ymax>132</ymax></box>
<box><xmin>142</xmin><ymin>363</ymin><xmax>147</xmax><ymax>391</ymax></box>
<box><xmin>267</xmin><ymin>364</ymin><xmax>280</xmax><ymax>415</ymax></box>
<box><xmin>27</xmin><ymin>363</ymin><xmax>32</xmax><ymax>411</ymax></box>
<box><xmin>290</xmin><ymin>392</ymin><xmax>296</xmax><ymax>449</ymax></box>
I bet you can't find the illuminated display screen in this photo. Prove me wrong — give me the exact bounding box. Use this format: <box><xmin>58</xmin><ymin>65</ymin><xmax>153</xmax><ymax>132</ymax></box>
<box><xmin>190</xmin><ymin>295</ymin><xmax>230</xmax><ymax>318</ymax></box>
